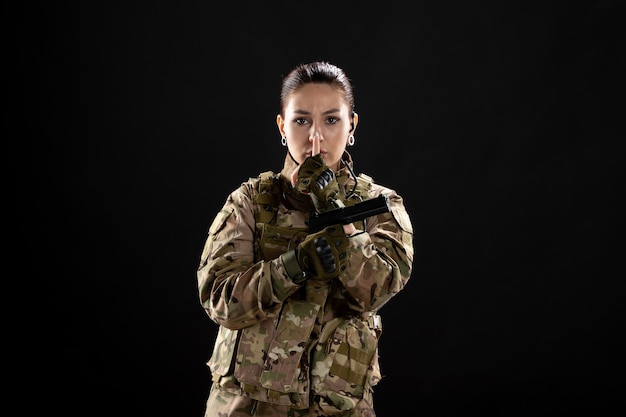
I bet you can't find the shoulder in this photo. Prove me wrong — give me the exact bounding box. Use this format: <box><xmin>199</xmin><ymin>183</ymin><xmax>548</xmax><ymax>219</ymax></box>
<box><xmin>360</xmin><ymin>174</ymin><xmax>413</xmax><ymax>234</ymax></box>
<box><xmin>231</xmin><ymin>171</ymin><xmax>278</xmax><ymax>197</ymax></box>
<box><xmin>228</xmin><ymin>171</ymin><xmax>281</xmax><ymax>220</ymax></box>
<box><xmin>357</xmin><ymin>173</ymin><xmax>400</xmax><ymax>200</ymax></box>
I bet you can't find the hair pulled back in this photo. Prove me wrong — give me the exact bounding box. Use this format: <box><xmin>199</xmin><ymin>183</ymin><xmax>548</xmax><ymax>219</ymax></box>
<box><xmin>279</xmin><ymin>61</ymin><xmax>355</xmax><ymax>116</ymax></box>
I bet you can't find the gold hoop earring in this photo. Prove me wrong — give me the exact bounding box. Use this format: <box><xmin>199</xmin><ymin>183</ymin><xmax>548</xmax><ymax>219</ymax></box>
<box><xmin>281</xmin><ymin>136</ymin><xmax>287</xmax><ymax>146</ymax></box>
<box><xmin>348</xmin><ymin>134</ymin><xmax>355</xmax><ymax>146</ymax></box>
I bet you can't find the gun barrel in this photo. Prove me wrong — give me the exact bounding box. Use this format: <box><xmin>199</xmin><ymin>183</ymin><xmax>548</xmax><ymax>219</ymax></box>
<box><xmin>308</xmin><ymin>194</ymin><xmax>391</xmax><ymax>233</ymax></box>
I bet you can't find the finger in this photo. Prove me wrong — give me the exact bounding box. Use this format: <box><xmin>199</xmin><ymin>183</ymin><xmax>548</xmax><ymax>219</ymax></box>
<box><xmin>312</xmin><ymin>131</ymin><xmax>321</xmax><ymax>156</ymax></box>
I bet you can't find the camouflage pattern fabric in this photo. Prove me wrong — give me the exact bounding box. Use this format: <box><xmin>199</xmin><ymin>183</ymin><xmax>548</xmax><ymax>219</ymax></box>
<box><xmin>204</xmin><ymin>383</ymin><xmax>376</xmax><ymax>416</ymax></box>
<box><xmin>197</xmin><ymin>151</ymin><xmax>414</xmax><ymax>416</ymax></box>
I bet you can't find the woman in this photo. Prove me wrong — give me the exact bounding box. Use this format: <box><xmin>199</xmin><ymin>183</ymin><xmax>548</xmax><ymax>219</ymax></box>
<box><xmin>197</xmin><ymin>61</ymin><xmax>414</xmax><ymax>416</ymax></box>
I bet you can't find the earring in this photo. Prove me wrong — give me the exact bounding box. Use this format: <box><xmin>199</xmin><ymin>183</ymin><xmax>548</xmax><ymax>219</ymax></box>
<box><xmin>348</xmin><ymin>134</ymin><xmax>355</xmax><ymax>146</ymax></box>
<box><xmin>281</xmin><ymin>136</ymin><xmax>287</xmax><ymax>146</ymax></box>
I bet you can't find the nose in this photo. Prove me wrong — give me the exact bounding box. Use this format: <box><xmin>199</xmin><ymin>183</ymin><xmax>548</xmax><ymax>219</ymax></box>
<box><xmin>309</xmin><ymin>130</ymin><xmax>321</xmax><ymax>141</ymax></box>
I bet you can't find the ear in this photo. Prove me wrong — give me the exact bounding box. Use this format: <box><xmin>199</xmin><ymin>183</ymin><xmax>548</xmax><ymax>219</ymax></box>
<box><xmin>276</xmin><ymin>114</ymin><xmax>286</xmax><ymax>136</ymax></box>
<box><xmin>350</xmin><ymin>112</ymin><xmax>359</xmax><ymax>133</ymax></box>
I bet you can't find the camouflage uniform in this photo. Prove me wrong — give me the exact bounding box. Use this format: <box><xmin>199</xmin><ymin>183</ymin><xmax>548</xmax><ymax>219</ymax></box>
<box><xmin>197</xmin><ymin>151</ymin><xmax>414</xmax><ymax>416</ymax></box>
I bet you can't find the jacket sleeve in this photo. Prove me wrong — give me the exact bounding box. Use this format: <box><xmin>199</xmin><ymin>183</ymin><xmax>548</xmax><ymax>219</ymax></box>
<box><xmin>337</xmin><ymin>189</ymin><xmax>414</xmax><ymax>312</ymax></box>
<box><xmin>196</xmin><ymin>183</ymin><xmax>301</xmax><ymax>330</ymax></box>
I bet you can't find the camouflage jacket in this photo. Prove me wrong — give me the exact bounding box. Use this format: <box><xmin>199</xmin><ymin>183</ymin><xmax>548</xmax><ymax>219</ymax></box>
<box><xmin>197</xmin><ymin>151</ymin><xmax>414</xmax><ymax>412</ymax></box>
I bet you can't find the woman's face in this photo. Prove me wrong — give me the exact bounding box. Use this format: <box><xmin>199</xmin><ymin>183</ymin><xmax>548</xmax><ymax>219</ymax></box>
<box><xmin>277</xmin><ymin>83</ymin><xmax>357</xmax><ymax>172</ymax></box>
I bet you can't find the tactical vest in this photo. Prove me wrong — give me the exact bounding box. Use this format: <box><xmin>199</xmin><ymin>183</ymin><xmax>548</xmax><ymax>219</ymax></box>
<box><xmin>250</xmin><ymin>170</ymin><xmax>374</xmax><ymax>261</ymax></box>
<box><xmin>231</xmin><ymin>170</ymin><xmax>383</xmax><ymax>412</ymax></box>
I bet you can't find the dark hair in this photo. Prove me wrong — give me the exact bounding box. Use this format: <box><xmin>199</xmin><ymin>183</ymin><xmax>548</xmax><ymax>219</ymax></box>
<box><xmin>279</xmin><ymin>61</ymin><xmax>355</xmax><ymax>117</ymax></box>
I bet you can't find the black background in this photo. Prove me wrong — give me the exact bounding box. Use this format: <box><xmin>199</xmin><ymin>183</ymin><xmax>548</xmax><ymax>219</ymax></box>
<box><xmin>10</xmin><ymin>1</ymin><xmax>624</xmax><ymax>416</ymax></box>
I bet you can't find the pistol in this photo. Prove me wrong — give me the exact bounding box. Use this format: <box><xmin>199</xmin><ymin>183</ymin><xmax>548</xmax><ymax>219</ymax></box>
<box><xmin>307</xmin><ymin>194</ymin><xmax>391</xmax><ymax>233</ymax></box>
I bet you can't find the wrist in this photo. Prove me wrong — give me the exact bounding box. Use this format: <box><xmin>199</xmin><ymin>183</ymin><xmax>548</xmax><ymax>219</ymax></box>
<box><xmin>280</xmin><ymin>250</ymin><xmax>308</xmax><ymax>284</ymax></box>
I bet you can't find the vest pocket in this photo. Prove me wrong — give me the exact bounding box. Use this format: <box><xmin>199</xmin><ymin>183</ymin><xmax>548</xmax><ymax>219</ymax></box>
<box><xmin>257</xmin><ymin>300</ymin><xmax>319</xmax><ymax>392</ymax></box>
<box><xmin>311</xmin><ymin>316</ymin><xmax>381</xmax><ymax>412</ymax></box>
<box><xmin>231</xmin><ymin>300</ymin><xmax>320</xmax><ymax>407</ymax></box>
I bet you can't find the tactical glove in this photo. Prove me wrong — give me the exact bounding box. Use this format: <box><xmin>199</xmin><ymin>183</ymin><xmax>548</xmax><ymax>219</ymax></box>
<box><xmin>280</xmin><ymin>225</ymin><xmax>349</xmax><ymax>283</ymax></box>
<box><xmin>295</xmin><ymin>154</ymin><xmax>345</xmax><ymax>212</ymax></box>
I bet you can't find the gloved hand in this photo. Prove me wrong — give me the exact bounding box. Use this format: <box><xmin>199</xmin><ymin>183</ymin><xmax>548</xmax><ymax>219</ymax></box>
<box><xmin>280</xmin><ymin>225</ymin><xmax>349</xmax><ymax>283</ymax></box>
<box><xmin>295</xmin><ymin>154</ymin><xmax>345</xmax><ymax>212</ymax></box>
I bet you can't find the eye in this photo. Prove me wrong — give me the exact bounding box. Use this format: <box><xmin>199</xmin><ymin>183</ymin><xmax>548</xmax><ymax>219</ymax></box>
<box><xmin>326</xmin><ymin>117</ymin><xmax>339</xmax><ymax>125</ymax></box>
<box><xmin>295</xmin><ymin>118</ymin><xmax>309</xmax><ymax>125</ymax></box>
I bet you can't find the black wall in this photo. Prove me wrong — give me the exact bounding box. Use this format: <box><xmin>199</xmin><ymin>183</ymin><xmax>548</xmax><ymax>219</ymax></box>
<box><xmin>12</xmin><ymin>1</ymin><xmax>624</xmax><ymax>416</ymax></box>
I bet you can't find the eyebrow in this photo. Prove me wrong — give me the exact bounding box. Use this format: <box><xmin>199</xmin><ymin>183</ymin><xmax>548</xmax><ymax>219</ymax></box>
<box><xmin>293</xmin><ymin>108</ymin><xmax>341</xmax><ymax>116</ymax></box>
